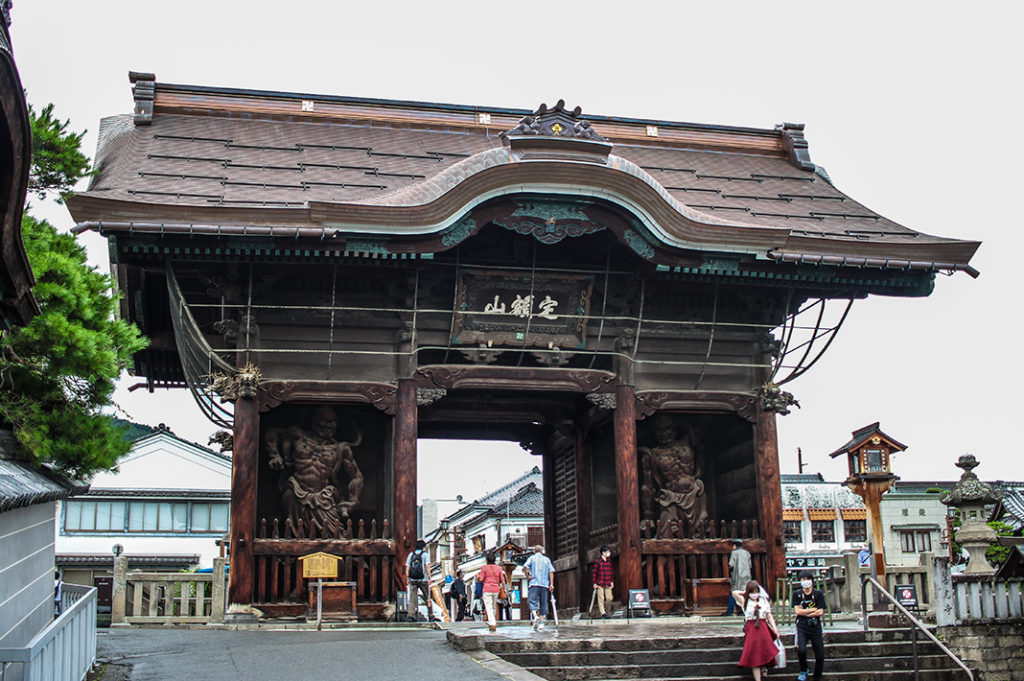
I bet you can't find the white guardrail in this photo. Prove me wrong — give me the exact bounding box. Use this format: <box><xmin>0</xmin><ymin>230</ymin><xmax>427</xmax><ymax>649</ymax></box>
<box><xmin>0</xmin><ymin>584</ymin><xmax>97</xmax><ymax>681</ymax></box>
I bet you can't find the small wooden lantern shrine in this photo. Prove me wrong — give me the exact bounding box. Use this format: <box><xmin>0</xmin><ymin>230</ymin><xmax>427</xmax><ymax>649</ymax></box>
<box><xmin>829</xmin><ymin>423</ymin><xmax>907</xmax><ymax>581</ymax></box>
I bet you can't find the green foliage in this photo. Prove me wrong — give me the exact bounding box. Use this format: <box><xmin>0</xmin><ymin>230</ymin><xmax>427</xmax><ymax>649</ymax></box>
<box><xmin>986</xmin><ymin>520</ymin><xmax>1016</xmax><ymax>566</ymax></box>
<box><xmin>0</xmin><ymin>215</ymin><xmax>147</xmax><ymax>478</ymax></box>
<box><xmin>27</xmin><ymin>103</ymin><xmax>92</xmax><ymax>201</ymax></box>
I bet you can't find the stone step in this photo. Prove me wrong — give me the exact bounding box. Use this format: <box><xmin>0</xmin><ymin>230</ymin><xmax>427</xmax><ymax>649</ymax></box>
<box><xmin>499</xmin><ymin>639</ymin><xmax>950</xmax><ymax>666</ymax></box>
<box><xmin>522</xmin><ymin>655</ymin><xmax>961</xmax><ymax>681</ymax></box>
<box><xmin>619</xmin><ymin>672</ymin><xmax>964</xmax><ymax>681</ymax></box>
<box><xmin>483</xmin><ymin>627</ymin><xmax>930</xmax><ymax>654</ymax></box>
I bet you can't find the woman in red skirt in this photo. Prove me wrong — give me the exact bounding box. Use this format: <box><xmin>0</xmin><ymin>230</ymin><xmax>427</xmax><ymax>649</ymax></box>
<box><xmin>733</xmin><ymin>579</ymin><xmax>780</xmax><ymax>679</ymax></box>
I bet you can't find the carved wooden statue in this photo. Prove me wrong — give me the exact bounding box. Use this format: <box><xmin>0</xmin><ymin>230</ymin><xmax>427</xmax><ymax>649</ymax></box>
<box><xmin>264</xmin><ymin>407</ymin><xmax>364</xmax><ymax>537</ymax></box>
<box><xmin>639</xmin><ymin>414</ymin><xmax>709</xmax><ymax>537</ymax></box>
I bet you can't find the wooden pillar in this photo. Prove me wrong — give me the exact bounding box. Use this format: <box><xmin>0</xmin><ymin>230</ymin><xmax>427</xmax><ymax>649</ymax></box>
<box><xmin>863</xmin><ymin>483</ymin><xmax>888</xmax><ymax>584</ymax></box>
<box><xmin>574</xmin><ymin>420</ymin><xmax>593</xmax><ymax>609</ymax></box>
<box><xmin>613</xmin><ymin>383</ymin><xmax>641</xmax><ymax>602</ymax></box>
<box><xmin>229</xmin><ymin>392</ymin><xmax>259</xmax><ymax>605</ymax></box>
<box><xmin>754</xmin><ymin>405</ymin><xmax>785</xmax><ymax>587</ymax></box>
<box><xmin>393</xmin><ymin>379</ymin><xmax>418</xmax><ymax>583</ymax></box>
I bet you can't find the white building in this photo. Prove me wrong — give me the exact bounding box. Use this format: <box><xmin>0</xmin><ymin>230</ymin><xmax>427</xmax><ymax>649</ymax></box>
<box><xmin>782</xmin><ymin>474</ymin><xmax>958</xmax><ymax>571</ymax></box>
<box><xmin>56</xmin><ymin>423</ymin><xmax>231</xmax><ymax>606</ymax></box>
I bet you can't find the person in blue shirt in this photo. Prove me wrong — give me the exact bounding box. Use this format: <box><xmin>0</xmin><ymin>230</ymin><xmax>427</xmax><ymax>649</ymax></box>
<box><xmin>523</xmin><ymin>544</ymin><xmax>555</xmax><ymax>630</ymax></box>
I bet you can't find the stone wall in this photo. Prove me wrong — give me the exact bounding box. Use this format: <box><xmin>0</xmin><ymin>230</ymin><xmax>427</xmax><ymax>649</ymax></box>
<box><xmin>938</xmin><ymin>623</ymin><xmax>1024</xmax><ymax>680</ymax></box>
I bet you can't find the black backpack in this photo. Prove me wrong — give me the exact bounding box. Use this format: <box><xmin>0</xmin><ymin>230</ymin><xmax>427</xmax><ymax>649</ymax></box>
<box><xmin>408</xmin><ymin>550</ymin><xmax>425</xmax><ymax>580</ymax></box>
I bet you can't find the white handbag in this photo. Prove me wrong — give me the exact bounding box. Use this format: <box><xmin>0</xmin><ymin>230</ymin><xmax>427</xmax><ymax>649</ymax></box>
<box><xmin>773</xmin><ymin>637</ymin><xmax>787</xmax><ymax>668</ymax></box>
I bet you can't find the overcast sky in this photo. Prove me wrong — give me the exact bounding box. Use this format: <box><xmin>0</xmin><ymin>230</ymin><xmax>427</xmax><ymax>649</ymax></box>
<box><xmin>10</xmin><ymin>2</ymin><xmax>1022</xmax><ymax>498</ymax></box>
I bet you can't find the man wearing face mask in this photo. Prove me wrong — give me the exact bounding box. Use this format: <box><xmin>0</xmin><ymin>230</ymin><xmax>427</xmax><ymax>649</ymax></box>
<box><xmin>793</xmin><ymin>570</ymin><xmax>826</xmax><ymax>681</ymax></box>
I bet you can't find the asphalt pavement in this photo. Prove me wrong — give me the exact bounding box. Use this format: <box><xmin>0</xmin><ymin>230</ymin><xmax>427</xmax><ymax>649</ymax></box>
<box><xmin>95</xmin><ymin>625</ymin><xmax>524</xmax><ymax>681</ymax></box>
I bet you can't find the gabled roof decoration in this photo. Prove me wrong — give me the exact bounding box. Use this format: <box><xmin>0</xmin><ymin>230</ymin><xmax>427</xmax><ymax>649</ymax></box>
<box><xmin>828</xmin><ymin>422</ymin><xmax>908</xmax><ymax>459</ymax></box>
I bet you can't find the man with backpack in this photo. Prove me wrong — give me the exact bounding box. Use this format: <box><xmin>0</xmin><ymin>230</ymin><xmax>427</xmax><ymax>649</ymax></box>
<box><xmin>405</xmin><ymin>539</ymin><xmax>433</xmax><ymax>622</ymax></box>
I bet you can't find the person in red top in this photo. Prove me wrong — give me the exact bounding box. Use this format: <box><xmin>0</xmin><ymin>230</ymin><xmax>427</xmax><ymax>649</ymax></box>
<box><xmin>478</xmin><ymin>551</ymin><xmax>506</xmax><ymax>632</ymax></box>
<box><xmin>591</xmin><ymin>545</ymin><xmax>615</xmax><ymax>618</ymax></box>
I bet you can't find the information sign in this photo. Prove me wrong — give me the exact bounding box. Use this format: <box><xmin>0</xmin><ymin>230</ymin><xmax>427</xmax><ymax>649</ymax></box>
<box><xmin>300</xmin><ymin>552</ymin><xmax>340</xmax><ymax>579</ymax></box>
<box><xmin>895</xmin><ymin>583</ymin><xmax>919</xmax><ymax>609</ymax></box>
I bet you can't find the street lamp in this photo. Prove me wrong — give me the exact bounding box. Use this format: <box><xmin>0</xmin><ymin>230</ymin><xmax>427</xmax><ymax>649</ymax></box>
<box><xmin>829</xmin><ymin>422</ymin><xmax>906</xmax><ymax>592</ymax></box>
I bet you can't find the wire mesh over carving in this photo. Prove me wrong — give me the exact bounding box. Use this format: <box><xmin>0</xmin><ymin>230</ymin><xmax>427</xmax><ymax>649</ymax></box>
<box><xmin>640</xmin><ymin>414</ymin><xmax>710</xmax><ymax>538</ymax></box>
<box><xmin>263</xmin><ymin>407</ymin><xmax>365</xmax><ymax>538</ymax></box>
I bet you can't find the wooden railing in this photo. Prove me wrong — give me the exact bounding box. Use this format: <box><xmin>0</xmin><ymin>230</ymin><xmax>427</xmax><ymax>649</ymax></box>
<box><xmin>641</xmin><ymin>518</ymin><xmax>761</xmax><ymax>540</ymax></box>
<box><xmin>252</xmin><ymin>519</ymin><xmax>396</xmax><ymax>608</ymax></box>
<box><xmin>0</xmin><ymin>584</ymin><xmax>97</xmax><ymax>681</ymax></box>
<box><xmin>115</xmin><ymin>560</ymin><xmax>227</xmax><ymax>625</ymax></box>
<box><xmin>641</xmin><ymin>537</ymin><xmax>766</xmax><ymax>613</ymax></box>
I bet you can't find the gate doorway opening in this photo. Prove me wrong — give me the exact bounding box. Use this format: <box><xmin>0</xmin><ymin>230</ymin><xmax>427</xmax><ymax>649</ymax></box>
<box><xmin>416</xmin><ymin>437</ymin><xmax>540</xmax><ymax>621</ymax></box>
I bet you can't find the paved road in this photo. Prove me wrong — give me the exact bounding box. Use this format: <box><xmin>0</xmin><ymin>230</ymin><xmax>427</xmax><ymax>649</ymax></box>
<box><xmin>96</xmin><ymin>627</ymin><xmax>510</xmax><ymax>681</ymax></box>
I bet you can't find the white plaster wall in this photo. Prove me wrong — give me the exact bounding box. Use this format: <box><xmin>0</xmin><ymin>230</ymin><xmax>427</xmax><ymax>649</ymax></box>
<box><xmin>0</xmin><ymin>503</ymin><xmax>57</xmax><ymax>648</ymax></box>
<box><xmin>88</xmin><ymin>434</ymin><xmax>230</xmax><ymax>491</ymax></box>
<box><xmin>55</xmin><ymin>432</ymin><xmax>231</xmax><ymax>568</ymax></box>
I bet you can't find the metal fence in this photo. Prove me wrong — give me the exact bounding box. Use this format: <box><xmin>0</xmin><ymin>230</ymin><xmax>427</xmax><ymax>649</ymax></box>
<box><xmin>0</xmin><ymin>584</ymin><xmax>97</xmax><ymax>681</ymax></box>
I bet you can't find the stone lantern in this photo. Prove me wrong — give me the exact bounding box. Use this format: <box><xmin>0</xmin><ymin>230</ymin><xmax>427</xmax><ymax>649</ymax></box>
<box><xmin>940</xmin><ymin>454</ymin><xmax>1002</xmax><ymax>576</ymax></box>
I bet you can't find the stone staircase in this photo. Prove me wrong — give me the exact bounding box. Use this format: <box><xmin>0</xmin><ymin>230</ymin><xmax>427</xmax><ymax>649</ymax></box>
<box><xmin>483</xmin><ymin>629</ymin><xmax>972</xmax><ymax>681</ymax></box>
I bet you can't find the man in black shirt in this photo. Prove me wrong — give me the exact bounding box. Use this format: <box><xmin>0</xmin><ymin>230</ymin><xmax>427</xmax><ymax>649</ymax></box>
<box><xmin>450</xmin><ymin>570</ymin><xmax>467</xmax><ymax>621</ymax></box>
<box><xmin>793</xmin><ymin>570</ymin><xmax>826</xmax><ymax>681</ymax></box>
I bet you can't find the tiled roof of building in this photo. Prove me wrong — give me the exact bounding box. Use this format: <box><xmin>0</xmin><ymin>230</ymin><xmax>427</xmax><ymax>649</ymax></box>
<box><xmin>993</xmin><ymin>487</ymin><xmax>1024</xmax><ymax>525</ymax></box>
<box><xmin>0</xmin><ymin>16</ymin><xmax>39</xmax><ymax>329</ymax></box>
<box><xmin>68</xmin><ymin>76</ymin><xmax>980</xmax><ymax>276</ymax></box>
<box><xmin>476</xmin><ymin>466</ymin><xmax>542</xmax><ymax>507</ymax></box>
<box><xmin>56</xmin><ymin>554</ymin><xmax>200</xmax><ymax>568</ymax></box>
<box><xmin>0</xmin><ymin>458</ymin><xmax>88</xmax><ymax>512</ymax></box>
<box><xmin>0</xmin><ymin>430</ymin><xmax>88</xmax><ymax>512</ymax></box>
<box><xmin>490</xmin><ymin>483</ymin><xmax>543</xmax><ymax>517</ymax></box>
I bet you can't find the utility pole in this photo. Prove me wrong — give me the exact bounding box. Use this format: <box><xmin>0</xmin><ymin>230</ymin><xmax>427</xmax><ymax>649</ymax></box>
<box><xmin>797</xmin><ymin>447</ymin><xmax>806</xmax><ymax>475</ymax></box>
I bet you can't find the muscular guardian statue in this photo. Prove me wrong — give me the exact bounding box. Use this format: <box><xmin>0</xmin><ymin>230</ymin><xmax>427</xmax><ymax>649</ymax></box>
<box><xmin>639</xmin><ymin>414</ymin><xmax>709</xmax><ymax>538</ymax></box>
<box><xmin>264</xmin><ymin>407</ymin><xmax>364</xmax><ymax>537</ymax></box>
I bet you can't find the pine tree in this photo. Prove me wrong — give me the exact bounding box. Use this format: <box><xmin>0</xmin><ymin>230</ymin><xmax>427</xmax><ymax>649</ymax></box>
<box><xmin>0</xmin><ymin>104</ymin><xmax>147</xmax><ymax>477</ymax></box>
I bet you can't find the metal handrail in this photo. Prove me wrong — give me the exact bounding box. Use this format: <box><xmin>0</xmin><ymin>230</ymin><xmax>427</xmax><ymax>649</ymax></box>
<box><xmin>860</xmin><ymin>576</ymin><xmax>973</xmax><ymax>681</ymax></box>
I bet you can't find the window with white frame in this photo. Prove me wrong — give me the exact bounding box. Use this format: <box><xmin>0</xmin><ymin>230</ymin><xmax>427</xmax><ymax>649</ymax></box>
<box><xmin>899</xmin><ymin>530</ymin><xmax>933</xmax><ymax>553</ymax></box>
<box><xmin>64</xmin><ymin>499</ymin><xmax>229</xmax><ymax>534</ymax></box>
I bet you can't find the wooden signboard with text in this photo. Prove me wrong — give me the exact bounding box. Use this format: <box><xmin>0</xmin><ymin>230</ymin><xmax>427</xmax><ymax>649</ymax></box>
<box><xmin>300</xmin><ymin>552</ymin><xmax>340</xmax><ymax>580</ymax></box>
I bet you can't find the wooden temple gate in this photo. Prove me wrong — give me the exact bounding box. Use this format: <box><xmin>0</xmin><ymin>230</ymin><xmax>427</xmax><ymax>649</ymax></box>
<box><xmin>69</xmin><ymin>76</ymin><xmax>979</xmax><ymax>618</ymax></box>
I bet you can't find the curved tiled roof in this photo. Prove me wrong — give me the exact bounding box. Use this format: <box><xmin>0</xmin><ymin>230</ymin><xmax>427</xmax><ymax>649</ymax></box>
<box><xmin>67</xmin><ymin>75</ymin><xmax>979</xmax><ymax>277</ymax></box>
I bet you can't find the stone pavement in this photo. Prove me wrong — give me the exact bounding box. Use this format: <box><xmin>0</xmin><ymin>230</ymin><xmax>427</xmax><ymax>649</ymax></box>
<box><xmin>94</xmin><ymin>615</ymin><xmax>866</xmax><ymax>680</ymax></box>
<box><xmin>95</xmin><ymin>625</ymin><xmax>531</xmax><ymax>681</ymax></box>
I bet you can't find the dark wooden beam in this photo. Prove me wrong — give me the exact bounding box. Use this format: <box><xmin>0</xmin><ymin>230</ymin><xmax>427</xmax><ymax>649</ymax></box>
<box><xmin>614</xmin><ymin>383</ymin><xmax>641</xmax><ymax>601</ymax></box>
<box><xmin>252</xmin><ymin>539</ymin><xmax>395</xmax><ymax>556</ymax></box>
<box><xmin>642</xmin><ymin>538</ymin><xmax>767</xmax><ymax>555</ymax></box>
<box><xmin>754</xmin><ymin>406</ymin><xmax>785</xmax><ymax>585</ymax></box>
<box><xmin>393</xmin><ymin>378</ymin><xmax>418</xmax><ymax>584</ymax></box>
<box><xmin>228</xmin><ymin>394</ymin><xmax>259</xmax><ymax>605</ymax></box>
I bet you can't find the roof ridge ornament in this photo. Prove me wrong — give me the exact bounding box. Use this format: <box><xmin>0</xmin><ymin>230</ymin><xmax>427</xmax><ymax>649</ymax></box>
<box><xmin>775</xmin><ymin>121</ymin><xmax>815</xmax><ymax>171</ymax></box>
<box><xmin>129</xmin><ymin>71</ymin><xmax>155</xmax><ymax>126</ymax></box>
<box><xmin>500</xmin><ymin>99</ymin><xmax>608</xmax><ymax>144</ymax></box>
